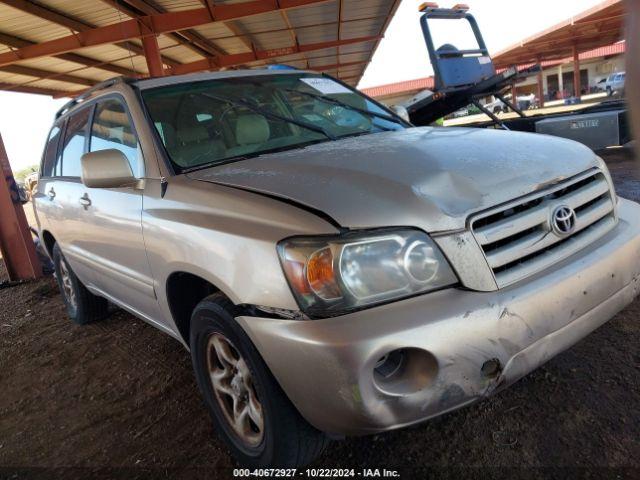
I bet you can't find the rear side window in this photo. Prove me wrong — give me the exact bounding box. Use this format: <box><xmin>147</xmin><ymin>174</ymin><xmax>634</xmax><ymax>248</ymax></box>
<box><xmin>90</xmin><ymin>98</ymin><xmax>142</xmax><ymax>178</ymax></box>
<box><xmin>60</xmin><ymin>107</ymin><xmax>91</xmax><ymax>178</ymax></box>
<box><xmin>41</xmin><ymin>125</ymin><xmax>62</xmax><ymax>177</ymax></box>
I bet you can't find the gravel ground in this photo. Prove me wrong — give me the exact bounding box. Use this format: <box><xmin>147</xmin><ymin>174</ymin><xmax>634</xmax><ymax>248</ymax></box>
<box><xmin>1</xmin><ymin>149</ymin><xmax>639</xmax><ymax>479</ymax></box>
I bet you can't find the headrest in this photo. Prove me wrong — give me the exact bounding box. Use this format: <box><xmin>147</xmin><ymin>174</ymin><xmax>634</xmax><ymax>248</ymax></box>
<box><xmin>235</xmin><ymin>114</ymin><xmax>270</xmax><ymax>145</ymax></box>
<box><xmin>178</xmin><ymin>125</ymin><xmax>209</xmax><ymax>144</ymax></box>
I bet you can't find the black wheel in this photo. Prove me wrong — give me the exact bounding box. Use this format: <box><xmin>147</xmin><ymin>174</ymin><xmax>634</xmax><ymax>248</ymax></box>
<box><xmin>52</xmin><ymin>243</ymin><xmax>108</xmax><ymax>325</ymax></box>
<box><xmin>190</xmin><ymin>293</ymin><xmax>329</xmax><ymax>468</ymax></box>
<box><xmin>606</xmin><ymin>86</ymin><xmax>613</xmax><ymax>97</ymax></box>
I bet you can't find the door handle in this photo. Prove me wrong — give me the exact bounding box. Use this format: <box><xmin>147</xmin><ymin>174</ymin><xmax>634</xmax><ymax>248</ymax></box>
<box><xmin>47</xmin><ymin>187</ymin><xmax>56</xmax><ymax>200</ymax></box>
<box><xmin>79</xmin><ymin>193</ymin><xmax>92</xmax><ymax>209</ymax></box>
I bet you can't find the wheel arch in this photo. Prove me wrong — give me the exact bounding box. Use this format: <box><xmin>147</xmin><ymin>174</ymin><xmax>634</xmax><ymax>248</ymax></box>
<box><xmin>165</xmin><ymin>271</ymin><xmax>234</xmax><ymax>345</ymax></box>
<box><xmin>41</xmin><ymin>230</ymin><xmax>57</xmax><ymax>258</ymax></box>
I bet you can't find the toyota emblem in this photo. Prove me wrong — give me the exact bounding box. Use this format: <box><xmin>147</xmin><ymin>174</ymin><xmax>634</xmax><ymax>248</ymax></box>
<box><xmin>551</xmin><ymin>205</ymin><xmax>576</xmax><ymax>236</ymax></box>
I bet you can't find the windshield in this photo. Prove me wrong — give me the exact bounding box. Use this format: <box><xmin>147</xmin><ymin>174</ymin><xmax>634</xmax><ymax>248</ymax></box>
<box><xmin>141</xmin><ymin>73</ymin><xmax>406</xmax><ymax>172</ymax></box>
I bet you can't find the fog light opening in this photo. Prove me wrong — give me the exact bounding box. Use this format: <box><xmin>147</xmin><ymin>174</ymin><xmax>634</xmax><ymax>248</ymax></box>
<box><xmin>481</xmin><ymin>358</ymin><xmax>502</xmax><ymax>378</ymax></box>
<box><xmin>374</xmin><ymin>350</ymin><xmax>404</xmax><ymax>378</ymax></box>
<box><xmin>373</xmin><ymin>348</ymin><xmax>438</xmax><ymax>396</ymax></box>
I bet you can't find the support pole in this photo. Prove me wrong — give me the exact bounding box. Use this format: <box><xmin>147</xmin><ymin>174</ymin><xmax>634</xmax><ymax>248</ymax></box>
<box><xmin>0</xmin><ymin>132</ymin><xmax>41</xmax><ymax>281</ymax></box>
<box><xmin>572</xmin><ymin>44</ymin><xmax>581</xmax><ymax>99</ymax></box>
<box><xmin>536</xmin><ymin>57</ymin><xmax>544</xmax><ymax>108</ymax></box>
<box><xmin>558</xmin><ymin>64</ymin><xmax>563</xmax><ymax>99</ymax></box>
<box><xmin>510</xmin><ymin>83</ymin><xmax>517</xmax><ymax>107</ymax></box>
<box><xmin>142</xmin><ymin>34</ymin><xmax>165</xmax><ymax>77</ymax></box>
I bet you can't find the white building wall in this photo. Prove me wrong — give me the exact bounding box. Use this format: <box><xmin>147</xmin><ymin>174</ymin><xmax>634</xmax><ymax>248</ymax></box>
<box><xmin>515</xmin><ymin>55</ymin><xmax>625</xmax><ymax>93</ymax></box>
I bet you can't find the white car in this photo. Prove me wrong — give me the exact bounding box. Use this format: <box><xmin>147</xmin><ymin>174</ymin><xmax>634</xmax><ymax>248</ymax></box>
<box><xmin>604</xmin><ymin>72</ymin><xmax>625</xmax><ymax>96</ymax></box>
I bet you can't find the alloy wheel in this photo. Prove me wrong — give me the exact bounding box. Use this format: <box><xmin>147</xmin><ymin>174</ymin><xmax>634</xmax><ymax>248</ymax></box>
<box><xmin>59</xmin><ymin>259</ymin><xmax>77</xmax><ymax>309</ymax></box>
<box><xmin>207</xmin><ymin>333</ymin><xmax>264</xmax><ymax>447</ymax></box>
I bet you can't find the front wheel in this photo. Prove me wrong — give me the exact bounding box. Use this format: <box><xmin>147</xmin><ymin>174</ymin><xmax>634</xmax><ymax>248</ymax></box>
<box><xmin>190</xmin><ymin>293</ymin><xmax>329</xmax><ymax>467</ymax></box>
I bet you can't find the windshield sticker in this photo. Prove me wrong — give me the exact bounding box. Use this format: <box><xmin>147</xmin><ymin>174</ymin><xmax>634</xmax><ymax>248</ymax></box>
<box><xmin>300</xmin><ymin>77</ymin><xmax>352</xmax><ymax>95</ymax></box>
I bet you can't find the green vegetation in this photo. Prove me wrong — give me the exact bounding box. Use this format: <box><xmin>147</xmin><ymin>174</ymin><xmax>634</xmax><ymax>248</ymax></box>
<box><xmin>13</xmin><ymin>165</ymin><xmax>38</xmax><ymax>183</ymax></box>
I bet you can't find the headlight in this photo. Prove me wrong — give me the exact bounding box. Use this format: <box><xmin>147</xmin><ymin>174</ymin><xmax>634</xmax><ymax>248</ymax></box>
<box><xmin>277</xmin><ymin>229</ymin><xmax>458</xmax><ymax>317</ymax></box>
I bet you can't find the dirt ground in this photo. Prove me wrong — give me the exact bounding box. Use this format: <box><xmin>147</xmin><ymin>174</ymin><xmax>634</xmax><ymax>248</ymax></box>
<box><xmin>1</xmin><ymin>150</ymin><xmax>639</xmax><ymax>479</ymax></box>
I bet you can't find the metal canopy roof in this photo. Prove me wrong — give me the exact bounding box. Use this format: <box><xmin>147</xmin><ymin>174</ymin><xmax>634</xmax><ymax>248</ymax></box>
<box><xmin>0</xmin><ymin>0</ymin><xmax>401</xmax><ymax>97</ymax></box>
<box><xmin>492</xmin><ymin>0</ymin><xmax>624</xmax><ymax>68</ymax></box>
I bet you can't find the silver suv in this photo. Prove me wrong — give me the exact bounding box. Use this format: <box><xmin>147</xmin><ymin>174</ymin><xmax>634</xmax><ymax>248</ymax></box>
<box><xmin>34</xmin><ymin>70</ymin><xmax>640</xmax><ymax>468</ymax></box>
<box><xmin>604</xmin><ymin>71</ymin><xmax>625</xmax><ymax>96</ymax></box>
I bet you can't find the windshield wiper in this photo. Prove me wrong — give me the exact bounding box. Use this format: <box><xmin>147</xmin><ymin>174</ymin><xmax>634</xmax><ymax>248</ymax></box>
<box><xmin>180</xmin><ymin>138</ymin><xmax>331</xmax><ymax>174</ymax></box>
<box><xmin>197</xmin><ymin>92</ymin><xmax>336</xmax><ymax>141</ymax></box>
<box><xmin>283</xmin><ymin>88</ymin><xmax>407</xmax><ymax>127</ymax></box>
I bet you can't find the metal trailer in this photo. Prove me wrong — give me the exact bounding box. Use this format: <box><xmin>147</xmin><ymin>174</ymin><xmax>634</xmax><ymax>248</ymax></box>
<box><xmin>406</xmin><ymin>3</ymin><xmax>630</xmax><ymax>151</ymax></box>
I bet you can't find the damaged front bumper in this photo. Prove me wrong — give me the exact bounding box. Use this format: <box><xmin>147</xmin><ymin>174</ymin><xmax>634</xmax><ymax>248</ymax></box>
<box><xmin>237</xmin><ymin>199</ymin><xmax>640</xmax><ymax>436</ymax></box>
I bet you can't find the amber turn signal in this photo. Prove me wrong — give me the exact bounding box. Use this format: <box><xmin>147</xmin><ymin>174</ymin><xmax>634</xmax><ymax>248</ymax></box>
<box><xmin>418</xmin><ymin>2</ymin><xmax>439</xmax><ymax>12</ymax></box>
<box><xmin>306</xmin><ymin>247</ymin><xmax>341</xmax><ymax>300</ymax></box>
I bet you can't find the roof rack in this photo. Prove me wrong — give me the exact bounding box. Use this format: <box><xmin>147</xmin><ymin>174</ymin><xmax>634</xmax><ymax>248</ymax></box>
<box><xmin>55</xmin><ymin>76</ymin><xmax>136</xmax><ymax>119</ymax></box>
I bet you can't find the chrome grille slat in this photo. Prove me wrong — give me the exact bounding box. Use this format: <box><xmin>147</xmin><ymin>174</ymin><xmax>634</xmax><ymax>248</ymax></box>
<box><xmin>470</xmin><ymin>170</ymin><xmax>617</xmax><ymax>287</ymax></box>
<box><xmin>495</xmin><ymin>216</ymin><xmax>616</xmax><ymax>286</ymax></box>
<box><xmin>564</xmin><ymin>177</ymin><xmax>610</xmax><ymax>209</ymax></box>
<box><xmin>474</xmin><ymin>206</ymin><xmax>547</xmax><ymax>245</ymax></box>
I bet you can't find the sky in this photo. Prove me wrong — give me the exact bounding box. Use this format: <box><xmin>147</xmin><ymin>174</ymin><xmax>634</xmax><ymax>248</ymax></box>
<box><xmin>0</xmin><ymin>0</ymin><xmax>605</xmax><ymax>172</ymax></box>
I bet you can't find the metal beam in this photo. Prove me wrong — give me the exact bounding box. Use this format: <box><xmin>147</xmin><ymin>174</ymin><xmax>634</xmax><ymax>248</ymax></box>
<box><xmin>202</xmin><ymin>0</ymin><xmax>254</xmax><ymax>51</ymax></box>
<box><xmin>0</xmin><ymin>83</ymin><xmax>69</xmax><ymax>96</ymax></box>
<box><xmin>0</xmin><ymin>132</ymin><xmax>41</xmax><ymax>281</ymax></box>
<box><xmin>0</xmin><ymin>64</ymin><xmax>95</xmax><ymax>87</ymax></box>
<box><xmin>0</xmin><ymin>0</ymin><xmax>177</xmax><ymax>70</ymax></box>
<box><xmin>192</xmin><ymin>13</ymin><xmax>388</xmax><ymax>46</ymax></box>
<box><xmin>0</xmin><ymin>0</ymin><xmax>330</xmax><ymax>67</ymax></box>
<box><xmin>0</xmin><ymin>30</ymin><xmax>138</xmax><ymax>77</ymax></box>
<box><xmin>100</xmin><ymin>0</ymin><xmax>227</xmax><ymax>58</ymax></box>
<box><xmin>142</xmin><ymin>34</ymin><xmax>165</xmax><ymax>77</ymax></box>
<box><xmin>353</xmin><ymin>0</ymin><xmax>401</xmax><ymax>85</ymax></box>
<box><xmin>169</xmin><ymin>35</ymin><xmax>381</xmax><ymax>75</ymax></box>
<box><xmin>308</xmin><ymin>60</ymin><xmax>368</xmax><ymax>72</ymax></box>
<box><xmin>0</xmin><ymin>0</ymin><xmax>87</xmax><ymax>30</ymax></box>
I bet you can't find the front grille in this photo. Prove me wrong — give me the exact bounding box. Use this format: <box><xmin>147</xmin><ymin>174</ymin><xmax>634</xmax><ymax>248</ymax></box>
<box><xmin>470</xmin><ymin>169</ymin><xmax>617</xmax><ymax>287</ymax></box>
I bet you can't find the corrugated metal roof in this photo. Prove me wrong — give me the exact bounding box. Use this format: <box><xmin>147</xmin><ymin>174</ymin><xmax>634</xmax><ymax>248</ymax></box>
<box><xmin>0</xmin><ymin>0</ymin><xmax>401</xmax><ymax>97</ymax></box>
<box><xmin>493</xmin><ymin>0</ymin><xmax>624</xmax><ymax>67</ymax></box>
<box><xmin>361</xmin><ymin>77</ymin><xmax>435</xmax><ymax>98</ymax></box>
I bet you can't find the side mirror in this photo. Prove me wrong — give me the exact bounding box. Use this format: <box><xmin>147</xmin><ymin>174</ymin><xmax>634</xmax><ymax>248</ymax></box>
<box><xmin>81</xmin><ymin>149</ymin><xmax>136</xmax><ymax>188</ymax></box>
<box><xmin>390</xmin><ymin>105</ymin><xmax>411</xmax><ymax>123</ymax></box>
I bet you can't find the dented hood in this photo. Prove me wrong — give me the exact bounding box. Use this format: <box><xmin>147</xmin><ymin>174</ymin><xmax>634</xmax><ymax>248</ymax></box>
<box><xmin>187</xmin><ymin>127</ymin><xmax>600</xmax><ymax>232</ymax></box>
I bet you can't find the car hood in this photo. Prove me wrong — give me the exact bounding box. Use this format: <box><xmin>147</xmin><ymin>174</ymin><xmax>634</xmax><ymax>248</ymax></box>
<box><xmin>187</xmin><ymin>127</ymin><xmax>601</xmax><ymax>232</ymax></box>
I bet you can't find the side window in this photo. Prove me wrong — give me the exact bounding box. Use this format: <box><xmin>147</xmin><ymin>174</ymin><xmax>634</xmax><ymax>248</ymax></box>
<box><xmin>90</xmin><ymin>98</ymin><xmax>142</xmax><ymax>178</ymax></box>
<box><xmin>60</xmin><ymin>108</ymin><xmax>91</xmax><ymax>178</ymax></box>
<box><xmin>41</xmin><ymin>125</ymin><xmax>62</xmax><ymax>177</ymax></box>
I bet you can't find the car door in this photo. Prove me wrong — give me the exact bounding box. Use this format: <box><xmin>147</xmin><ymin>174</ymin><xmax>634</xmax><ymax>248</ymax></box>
<box><xmin>73</xmin><ymin>95</ymin><xmax>159</xmax><ymax>321</ymax></box>
<box><xmin>33</xmin><ymin>122</ymin><xmax>63</xmax><ymax>243</ymax></box>
<box><xmin>37</xmin><ymin>106</ymin><xmax>99</xmax><ymax>287</ymax></box>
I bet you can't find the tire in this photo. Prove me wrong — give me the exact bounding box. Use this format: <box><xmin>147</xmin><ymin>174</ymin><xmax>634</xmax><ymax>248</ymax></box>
<box><xmin>52</xmin><ymin>243</ymin><xmax>108</xmax><ymax>325</ymax></box>
<box><xmin>606</xmin><ymin>86</ymin><xmax>613</xmax><ymax>97</ymax></box>
<box><xmin>190</xmin><ymin>293</ymin><xmax>329</xmax><ymax>468</ymax></box>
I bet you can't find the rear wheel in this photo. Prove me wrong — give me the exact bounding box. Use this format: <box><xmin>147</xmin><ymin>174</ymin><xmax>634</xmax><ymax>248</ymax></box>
<box><xmin>190</xmin><ymin>293</ymin><xmax>329</xmax><ymax>467</ymax></box>
<box><xmin>52</xmin><ymin>243</ymin><xmax>108</xmax><ymax>324</ymax></box>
